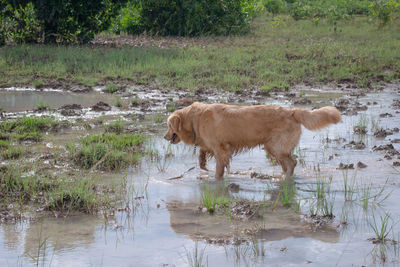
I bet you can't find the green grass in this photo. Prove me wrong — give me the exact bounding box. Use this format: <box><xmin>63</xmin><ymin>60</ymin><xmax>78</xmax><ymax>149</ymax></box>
<box><xmin>0</xmin><ymin>165</ymin><xmax>114</xmax><ymax>213</ymax></box>
<box><xmin>36</xmin><ymin>102</ymin><xmax>50</xmax><ymax>111</ymax></box>
<box><xmin>0</xmin><ymin>116</ymin><xmax>58</xmax><ymax>142</ymax></box>
<box><xmin>0</xmin><ymin>145</ymin><xmax>24</xmax><ymax>160</ymax></box>
<box><xmin>104</xmin><ymin>118</ymin><xmax>125</xmax><ymax>134</ymax></box>
<box><xmin>67</xmin><ymin>132</ymin><xmax>145</xmax><ymax>171</ymax></box>
<box><xmin>0</xmin><ymin>16</ymin><xmax>398</xmax><ymax>91</ymax></box>
<box><xmin>200</xmin><ymin>183</ymin><xmax>232</xmax><ymax>213</ymax></box>
<box><xmin>106</xmin><ymin>83</ymin><xmax>117</xmax><ymax>93</ymax></box>
<box><xmin>369</xmin><ymin>212</ymin><xmax>394</xmax><ymax>245</ymax></box>
<box><xmin>115</xmin><ymin>97</ymin><xmax>122</xmax><ymax>107</ymax></box>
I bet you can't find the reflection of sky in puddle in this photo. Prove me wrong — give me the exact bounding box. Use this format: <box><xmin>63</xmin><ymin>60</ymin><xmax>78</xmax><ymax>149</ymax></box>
<box><xmin>0</xmin><ymin>90</ymin><xmax>400</xmax><ymax>266</ymax></box>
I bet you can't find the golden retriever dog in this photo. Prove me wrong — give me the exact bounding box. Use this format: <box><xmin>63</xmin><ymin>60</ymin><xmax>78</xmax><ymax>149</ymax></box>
<box><xmin>164</xmin><ymin>102</ymin><xmax>341</xmax><ymax>179</ymax></box>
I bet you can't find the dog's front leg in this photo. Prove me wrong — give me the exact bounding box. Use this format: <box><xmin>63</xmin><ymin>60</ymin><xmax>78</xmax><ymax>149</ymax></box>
<box><xmin>199</xmin><ymin>148</ymin><xmax>208</xmax><ymax>171</ymax></box>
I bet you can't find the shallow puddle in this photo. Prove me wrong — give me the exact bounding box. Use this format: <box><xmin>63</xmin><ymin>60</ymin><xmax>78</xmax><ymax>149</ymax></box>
<box><xmin>1</xmin><ymin>87</ymin><xmax>400</xmax><ymax>266</ymax></box>
<box><xmin>0</xmin><ymin>88</ymin><xmax>112</xmax><ymax>112</ymax></box>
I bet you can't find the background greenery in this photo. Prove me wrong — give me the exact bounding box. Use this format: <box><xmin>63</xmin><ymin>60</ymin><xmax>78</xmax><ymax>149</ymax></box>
<box><xmin>1</xmin><ymin>0</ymin><xmax>399</xmax><ymax>44</ymax></box>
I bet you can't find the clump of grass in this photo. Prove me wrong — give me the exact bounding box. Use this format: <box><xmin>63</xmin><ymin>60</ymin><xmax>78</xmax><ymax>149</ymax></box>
<box><xmin>0</xmin><ymin>116</ymin><xmax>58</xmax><ymax>142</ymax></box>
<box><xmin>184</xmin><ymin>242</ymin><xmax>208</xmax><ymax>267</ymax></box>
<box><xmin>353</xmin><ymin>114</ymin><xmax>368</xmax><ymax>134</ymax></box>
<box><xmin>32</xmin><ymin>79</ymin><xmax>43</xmax><ymax>89</ymax></box>
<box><xmin>104</xmin><ymin>118</ymin><xmax>125</xmax><ymax>134</ymax></box>
<box><xmin>200</xmin><ymin>183</ymin><xmax>231</xmax><ymax>213</ymax></box>
<box><xmin>166</xmin><ymin>102</ymin><xmax>176</xmax><ymax>112</ymax></box>
<box><xmin>45</xmin><ymin>178</ymin><xmax>107</xmax><ymax>213</ymax></box>
<box><xmin>95</xmin><ymin>116</ymin><xmax>105</xmax><ymax>125</ymax></box>
<box><xmin>115</xmin><ymin>97</ymin><xmax>122</xmax><ymax>107</ymax></box>
<box><xmin>0</xmin><ymin>145</ymin><xmax>24</xmax><ymax>160</ymax></box>
<box><xmin>0</xmin><ymin>166</ymin><xmax>114</xmax><ymax>214</ymax></box>
<box><xmin>0</xmin><ymin>140</ymin><xmax>10</xmax><ymax>149</ymax></box>
<box><xmin>369</xmin><ymin>212</ymin><xmax>394</xmax><ymax>245</ymax></box>
<box><xmin>36</xmin><ymin>102</ymin><xmax>50</xmax><ymax>111</ymax></box>
<box><xmin>67</xmin><ymin>133</ymin><xmax>145</xmax><ymax>171</ymax></box>
<box><xmin>106</xmin><ymin>83</ymin><xmax>117</xmax><ymax>93</ymax></box>
<box><xmin>153</xmin><ymin>114</ymin><xmax>164</xmax><ymax>123</ymax></box>
<box><xmin>279</xmin><ymin>180</ymin><xmax>297</xmax><ymax>207</ymax></box>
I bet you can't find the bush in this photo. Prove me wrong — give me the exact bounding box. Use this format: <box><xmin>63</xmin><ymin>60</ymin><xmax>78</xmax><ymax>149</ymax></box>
<box><xmin>369</xmin><ymin>0</ymin><xmax>400</xmax><ymax>27</ymax></box>
<box><xmin>111</xmin><ymin>0</ymin><xmax>142</xmax><ymax>34</ymax></box>
<box><xmin>0</xmin><ymin>1</ymin><xmax>42</xmax><ymax>44</ymax></box>
<box><xmin>1</xmin><ymin>0</ymin><xmax>124</xmax><ymax>44</ymax></box>
<box><xmin>137</xmin><ymin>0</ymin><xmax>250</xmax><ymax>36</ymax></box>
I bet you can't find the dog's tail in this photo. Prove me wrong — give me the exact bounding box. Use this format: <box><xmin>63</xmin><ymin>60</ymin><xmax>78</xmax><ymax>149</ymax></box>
<box><xmin>293</xmin><ymin>106</ymin><xmax>341</xmax><ymax>130</ymax></box>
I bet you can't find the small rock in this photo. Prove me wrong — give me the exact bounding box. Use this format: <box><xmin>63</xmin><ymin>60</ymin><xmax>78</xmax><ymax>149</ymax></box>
<box><xmin>394</xmin><ymin>162</ymin><xmax>400</xmax><ymax>167</ymax></box>
<box><xmin>379</xmin><ymin>113</ymin><xmax>393</xmax><ymax>118</ymax></box>
<box><xmin>227</xmin><ymin>183</ymin><xmax>240</xmax><ymax>193</ymax></box>
<box><xmin>202</xmin><ymin>207</ymin><xmax>208</xmax><ymax>213</ymax></box>
<box><xmin>294</xmin><ymin>98</ymin><xmax>312</xmax><ymax>105</ymax></box>
<box><xmin>357</xmin><ymin>161</ymin><xmax>367</xmax><ymax>169</ymax></box>
<box><xmin>338</xmin><ymin>163</ymin><xmax>354</xmax><ymax>170</ymax></box>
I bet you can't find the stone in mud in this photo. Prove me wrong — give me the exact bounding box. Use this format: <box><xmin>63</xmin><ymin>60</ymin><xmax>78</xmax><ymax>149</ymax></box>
<box><xmin>392</xmin><ymin>99</ymin><xmax>400</xmax><ymax>109</ymax></box>
<box><xmin>294</xmin><ymin>98</ymin><xmax>312</xmax><ymax>105</ymax></box>
<box><xmin>374</xmin><ymin>129</ymin><xmax>393</xmax><ymax>138</ymax></box>
<box><xmin>353</xmin><ymin>126</ymin><xmax>367</xmax><ymax>134</ymax></box>
<box><xmin>250</xmin><ymin>172</ymin><xmax>273</xmax><ymax>180</ymax></box>
<box><xmin>256</xmin><ymin>90</ymin><xmax>271</xmax><ymax>97</ymax></box>
<box><xmin>335</xmin><ymin>99</ymin><xmax>350</xmax><ymax>111</ymax></box>
<box><xmin>338</xmin><ymin>163</ymin><xmax>354</xmax><ymax>170</ymax></box>
<box><xmin>394</xmin><ymin>162</ymin><xmax>400</xmax><ymax>167</ymax></box>
<box><xmin>60</xmin><ymin>104</ymin><xmax>83</xmax><ymax>116</ymax></box>
<box><xmin>344</xmin><ymin>141</ymin><xmax>366</xmax><ymax>150</ymax></box>
<box><xmin>227</xmin><ymin>183</ymin><xmax>240</xmax><ymax>193</ymax></box>
<box><xmin>91</xmin><ymin>101</ymin><xmax>111</xmax><ymax>111</ymax></box>
<box><xmin>231</xmin><ymin>200</ymin><xmax>262</xmax><ymax>221</ymax></box>
<box><xmin>373</xmin><ymin>144</ymin><xmax>395</xmax><ymax>151</ymax></box>
<box><xmin>357</xmin><ymin>161</ymin><xmax>367</xmax><ymax>169</ymax></box>
<box><xmin>70</xmin><ymin>86</ymin><xmax>91</xmax><ymax>93</ymax></box>
<box><xmin>379</xmin><ymin>113</ymin><xmax>393</xmax><ymax>118</ymax></box>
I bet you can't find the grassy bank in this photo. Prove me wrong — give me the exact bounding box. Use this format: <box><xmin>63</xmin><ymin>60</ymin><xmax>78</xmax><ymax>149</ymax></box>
<box><xmin>0</xmin><ymin>15</ymin><xmax>399</xmax><ymax>91</ymax></box>
<box><xmin>0</xmin><ymin>116</ymin><xmax>147</xmax><ymax>217</ymax></box>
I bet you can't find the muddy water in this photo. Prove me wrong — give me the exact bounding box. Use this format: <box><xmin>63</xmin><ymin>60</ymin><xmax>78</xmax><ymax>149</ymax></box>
<box><xmin>1</xmin><ymin>87</ymin><xmax>400</xmax><ymax>266</ymax></box>
<box><xmin>0</xmin><ymin>88</ymin><xmax>112</xmax><ymax>112</ymax></box>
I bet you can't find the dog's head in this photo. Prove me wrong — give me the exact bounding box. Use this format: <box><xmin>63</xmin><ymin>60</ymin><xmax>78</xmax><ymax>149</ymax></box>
<box><xmin>164</xmin><ymin>113</ymin><xmax>182</xmax><ymax>144</ymax></box>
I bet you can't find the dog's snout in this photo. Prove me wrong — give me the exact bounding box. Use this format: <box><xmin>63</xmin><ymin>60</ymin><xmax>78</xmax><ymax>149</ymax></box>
<box><xmin>164</xmin><ymin>135</ymin><xmax>169</xmax><ymax>140</ymax></box>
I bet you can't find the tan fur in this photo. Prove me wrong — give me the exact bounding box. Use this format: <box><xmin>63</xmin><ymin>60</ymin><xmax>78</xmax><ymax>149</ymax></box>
<box><xmin>164</xmin><ymin>102</ymin><xmax>341</xmax><ymax>179</ymax></box>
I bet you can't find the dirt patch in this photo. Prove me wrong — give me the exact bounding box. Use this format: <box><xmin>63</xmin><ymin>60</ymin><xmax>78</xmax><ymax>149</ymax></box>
<box><xmin>91</xmin><ymin>101</ymin><xmax>111</xmax><ymax>112</ymax></box>
<box><xmin>60</xmin><ymin>104</ymin><xmax>84</xmax><ymax>116</ymax></box>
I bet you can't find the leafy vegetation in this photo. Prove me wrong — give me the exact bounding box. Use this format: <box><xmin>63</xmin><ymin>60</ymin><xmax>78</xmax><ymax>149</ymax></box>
<box><xmin>0</xmin><ymin>0</ymin><xmax>123</xmax><ymax>44</ymax></box>
<box><xmin>112</xmin><ymin>0</ymin><xmax>255</xmax><ymax>36</ymax></box>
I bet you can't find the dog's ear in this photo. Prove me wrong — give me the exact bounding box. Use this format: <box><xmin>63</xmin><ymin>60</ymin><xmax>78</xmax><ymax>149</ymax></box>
<box><xmin>169</xmin><ymin>115</ymin><xmax>182</xmax><ymax>132</ymax></box>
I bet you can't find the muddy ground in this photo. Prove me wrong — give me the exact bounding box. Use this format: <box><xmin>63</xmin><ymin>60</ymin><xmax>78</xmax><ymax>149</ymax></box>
<box><xmin>0</xmin><ymin>82</ymin><xmax>400</xmax><ymax>266</ymax></box>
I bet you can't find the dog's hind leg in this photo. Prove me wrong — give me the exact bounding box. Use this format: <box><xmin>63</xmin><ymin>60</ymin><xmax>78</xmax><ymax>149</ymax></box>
<box><xmin>199</xmin><ymin>148</ymin><xmax>208</xmax><ymax>171</ymax></box>
<box><xmin>264</xmin><ymin>146</ymin><xmax>287</xmax><ymax>173</ymax></box>
<box><xmin>214</xmin><ymin>149</ymin><xmax>232</xmax><ymax>180</ymax></box>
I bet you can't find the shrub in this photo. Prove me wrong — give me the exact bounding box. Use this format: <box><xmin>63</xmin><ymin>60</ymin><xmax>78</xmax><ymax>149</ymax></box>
<box><xmin>111</xmin><ymin>0</ymin><xmax>142</xmax><ymax>34</ymax></box>
<box><xmin>369</xmin><ymin>0</ymin><xmax>400</xmax><ymax>27</ymax></box>
<box><xmin>2</xmin><ymin>0</ymin><xmax>124</xmax><ymax>43</ymax></box>
<box><xmin>139</xmin><ymin>0</ymin><xmax>250</xmax><ymax>36</ymax></box>
<box><xmin>0</xmin><ymin>1</ymin><xmax>42</xmax><ymax>44</ymax></box>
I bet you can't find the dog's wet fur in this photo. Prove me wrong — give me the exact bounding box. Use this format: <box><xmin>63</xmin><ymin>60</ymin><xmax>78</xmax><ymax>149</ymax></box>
<box><xmin>164</xmin><ymin>102</ymin><xmax>341</xmax><ymax>179</ymax></box>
